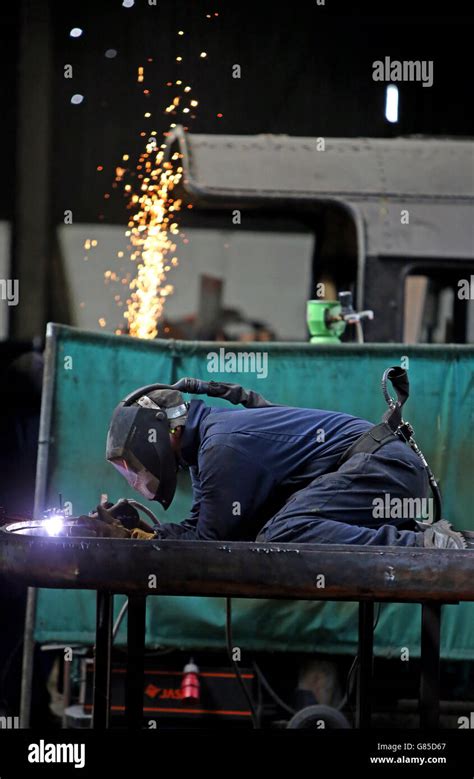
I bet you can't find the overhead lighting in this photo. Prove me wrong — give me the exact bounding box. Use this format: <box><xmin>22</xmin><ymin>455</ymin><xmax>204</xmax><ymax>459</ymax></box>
<box><xmin>69</xmin><ymin>28</ymin><xmax>83</xmax><ymax>38</ymax></box>
<box><xmin>385</xmin><ymin>84</ymin><xmax>399</xmax><ymax>123</ymax></box>
<box><xmin>71</xmin><ymin>94</ymin><xmax>84</xmax><ymax>105</ymax></box>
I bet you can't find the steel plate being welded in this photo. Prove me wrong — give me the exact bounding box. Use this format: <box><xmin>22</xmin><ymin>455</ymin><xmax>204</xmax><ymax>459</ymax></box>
<box><xmin>3</xmin><ymin>518</ymin><xmax>90</xmax><ymax>538</ymax></box>
<box><xmin>1</xmin><ymin>518</ymin><xmax>474</xmax><ymax>602</ymax></box>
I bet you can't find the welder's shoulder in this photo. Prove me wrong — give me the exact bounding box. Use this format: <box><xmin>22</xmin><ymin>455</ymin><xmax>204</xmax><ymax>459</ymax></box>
<box><xmin>201</xmin><ymin>405</ymin><xmax>255</xmax><ymax>434</ymax></box>
<box><xmin>197</xmin><ymin>431</ymin><xmax>270</xmax><ymax>474</ymax></box>
<box><xmin>199</xmin><ymin>431</ymin><xmax>252</xmax><ymax>457</ymax></box>
<box><xmin>203</xmin><ymin>404</ymin><xmax>370</xmax><ymax>438</ymax></box>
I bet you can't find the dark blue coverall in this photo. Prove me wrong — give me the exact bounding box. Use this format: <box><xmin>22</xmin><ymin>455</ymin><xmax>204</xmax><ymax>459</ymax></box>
<box><xmin>156</xmin><ymin>399</ymin><xmax>428</xmax><ymax>545</ymax></box>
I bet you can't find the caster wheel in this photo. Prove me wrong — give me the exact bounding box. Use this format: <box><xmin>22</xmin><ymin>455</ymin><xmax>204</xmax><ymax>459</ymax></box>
<box><xmin>286</xmin><ymin>704</ymin><xmax>351</xmax><ymax>729</ymax></box>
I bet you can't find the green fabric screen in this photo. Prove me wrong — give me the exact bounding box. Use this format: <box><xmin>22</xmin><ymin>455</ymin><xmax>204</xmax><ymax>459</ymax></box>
<box><xmin>34</xmin><ymin>325</ymin><xmax>474</xmax><ymax>659</ymax></box>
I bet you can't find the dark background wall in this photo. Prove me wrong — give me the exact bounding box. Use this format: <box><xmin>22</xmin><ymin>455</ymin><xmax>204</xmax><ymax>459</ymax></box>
<box><xmin>0</xmin><ymin>0</ymin><xmax>472</xmax><ymax>226</ymax></box>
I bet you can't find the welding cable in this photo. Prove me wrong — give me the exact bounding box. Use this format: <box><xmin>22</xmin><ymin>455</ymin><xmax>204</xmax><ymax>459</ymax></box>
<box><xmin>373</xmin><ymin>602</ymin><xmax>382</xmax><ymax>631</ymax></box>
<box><xmin>225</xmin><ymin>598</ymin><xmax>259</xmax><ymax>729</ymax></box>
<box><xmin>119</xmin><ymin>499</ymin><xmax>161</xmax><ymax>526</ymax></box>
<box><xmin>111</xmin><ymin>603</ymin><xmax>178</xmax><ymax>659</ymax></box>
<box><xmin>339</xmin><ymin>603</ymin><xmax>381</xmax><ymax>714</ymax></box>
<box><xmin>339</xmin><ymin>654</ymin><xmax>359</xmax><ymax>715</ymax></box>
<box><xmin>111</xmin><ymin>600</ymin><xmax>176</xmax><ymax>657</ymax></box>
<box><xmin>111</xmin><ymin>599</ymin><xmax>177</xmax><ymax>648</ymax></box>
<box><xmin>252</xmin><ymin>661</ymin><xmax>296</xmax><ymax>717</ymax></box>
<box><xmin>112</xmin><ymin>600</ymin><xmax>129</xmax><ymax>640</ymax></box>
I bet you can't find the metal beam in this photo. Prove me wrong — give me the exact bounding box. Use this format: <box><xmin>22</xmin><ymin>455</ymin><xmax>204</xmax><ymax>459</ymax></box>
<box><xmin>125</xmin><ymin>596</ymin><xmax>146</xmax><ymax>730</ymax></box>
<box><xmin>419</xmin><ymin>602</ymin><xmax>441</xmax><ymax>729</ymax></box>
<box><xmin>92</xmin><ymin>591</ymin><xmax>113</xmax><ymax>729</ymax></box>
<box><xmin>1</xmin><ymin>534</ymin><xmax>473</xmax><ymax>602</ymax></box>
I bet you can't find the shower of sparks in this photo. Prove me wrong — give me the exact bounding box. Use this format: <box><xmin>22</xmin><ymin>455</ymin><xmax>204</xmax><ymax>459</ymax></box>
<box><xmin>107</xmin><ymin>54</ymin><xmax>207</xmax><ymax>340</ymax></box>
<box><xmin>98</xmin><ymin>14</ymin><xmax>218</xmax><ymax>338</ymax></box>
<box><xmin>121</xmin><ymin>142</ymin><xmax>184</xmax><ymax>339</ymax></box>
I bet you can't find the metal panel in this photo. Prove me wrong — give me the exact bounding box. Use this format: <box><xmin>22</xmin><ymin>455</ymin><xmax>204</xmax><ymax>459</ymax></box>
<box><xmin>167</xmin><ymin>127</ymin><xmax>474</xmax><ymax>260</ymax></box>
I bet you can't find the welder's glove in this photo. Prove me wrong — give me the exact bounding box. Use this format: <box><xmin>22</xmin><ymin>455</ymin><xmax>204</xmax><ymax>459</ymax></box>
<box><xmin>100</xmin><ymin>500</ymin><xmax>141</xmax><ymax>530</ymax></box>
<box><xmin>130</xmin><ymin>527</ymin><xmax>155</xmax><ymax>540</ymax></box>
<box><xmin>71</xmin><ymin>504</ymin><xmax>131</xmax><ymax>539</ymax></box>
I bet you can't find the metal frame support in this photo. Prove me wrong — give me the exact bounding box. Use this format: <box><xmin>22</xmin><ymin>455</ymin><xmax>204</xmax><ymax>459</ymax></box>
<box><xmin>126</xmin><ymin>595</ymin><xmax>147</xmax><ymax>730</ymax></box>
<box><xmin>356</xmin><ymin>600</ymin><xmax>374</xmax><ymax>728</ymax></box>
<box><xmin>20</xmin><ymin>326</ymin><xmax>58</xmax><ymax>727</ymax></box>
<box><xmin>92</xmin><ymin>591</ymin><xmax>114</xmax><ymax>729</ymax></box>
<box><xmin>419</xmin><ymin>602</ymin><xmax>441</xmax><ymax>729</ymax></box>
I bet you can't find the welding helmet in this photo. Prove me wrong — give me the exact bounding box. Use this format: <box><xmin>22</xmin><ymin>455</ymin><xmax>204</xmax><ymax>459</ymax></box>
<box><xmin>106</xmin><ymin>390</ymin><xmax>188</xmax><ymax>509</ymax></box>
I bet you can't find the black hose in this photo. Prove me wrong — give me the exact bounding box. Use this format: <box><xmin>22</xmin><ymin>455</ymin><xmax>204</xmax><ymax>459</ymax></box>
<box><xmin>339</xmin><ymin>604</ymin><xmax>381</xmax><ymax>713</ymax></box>
<box><xmin>225</xmin><ymin>598</ymin><xmax>259</xmax><ymax>729</ymax></box>
<box><xmin>122</xmin><ymin>377</ymin><xmax>273</xmax><ymax>410</ymax></box>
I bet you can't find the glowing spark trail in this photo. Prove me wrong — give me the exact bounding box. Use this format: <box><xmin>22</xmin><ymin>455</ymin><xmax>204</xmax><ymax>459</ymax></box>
<box><xmin>104</xmin><ymin>13</ymin><xmax>218</xmax><ymax>338</ymax></box>
<box><xmin>117</xmin><ymin>55</ymin><xmax>202</xmax><ymax>339</ymax></box>
<box><xmin>123</xmin><ymin>140</ymin><xmax>183</xmax><ymax>339</ymax></box>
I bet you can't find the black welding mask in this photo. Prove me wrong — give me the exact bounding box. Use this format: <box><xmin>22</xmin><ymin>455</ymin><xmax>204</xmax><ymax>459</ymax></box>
<box><xmin>106</xmin><ymin>400</ymin><xmax>178</xmax><ymax>509</ymax></box>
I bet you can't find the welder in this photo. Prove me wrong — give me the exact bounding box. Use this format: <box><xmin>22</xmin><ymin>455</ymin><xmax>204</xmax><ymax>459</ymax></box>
<box><xmin>91</xmin><ymin>375</ymin><xmax>466</xmax><ymax>549</ymax></box>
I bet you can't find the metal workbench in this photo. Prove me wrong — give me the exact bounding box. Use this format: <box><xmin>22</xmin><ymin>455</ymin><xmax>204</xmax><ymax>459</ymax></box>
<box><xmin>1</xmin><ymin>531</ymin><xmax>473</xmax><ymax>730</ymax></box>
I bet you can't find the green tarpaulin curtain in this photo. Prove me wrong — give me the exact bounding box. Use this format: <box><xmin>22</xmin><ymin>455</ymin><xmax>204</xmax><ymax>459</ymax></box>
<box><xmin>34</xmin><ymin>326</ymin><xmax>474</xmax><ymax>659</ymax></box>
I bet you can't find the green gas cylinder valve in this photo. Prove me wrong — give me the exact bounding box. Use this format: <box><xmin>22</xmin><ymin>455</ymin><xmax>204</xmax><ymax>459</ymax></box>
<box><xmin>306</xmin><ymin>300</ymin><xmax>345</xmax><ymax>343</ymax></box>
<box><xmin>307</xmin><ymin>292</ymin><xmax>374</xmax><ymax>344</ymax></box>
